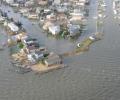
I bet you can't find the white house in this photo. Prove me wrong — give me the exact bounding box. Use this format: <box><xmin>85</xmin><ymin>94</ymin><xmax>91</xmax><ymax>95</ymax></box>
<box><xmin>70</xmin><ymin>9</ymin><xmax>84</xmax><ymax>16</ymax></box>
<box><xmin>8</xmin><ymin>22</ymin><xmax>19</xmax><ymax>32</ymax></box>
<box><xmin>5</xmin><ymin>0</ymin><xmax>14</xmax><ymax>4</ymax></box>
<box><xmin>27</xmin><ymin>51</ymin><xmax>44</xmax><ymax>63</ymax></box>
<box><xmin>19</xmin><ymin>8</ymin><xmax>29</xmax><ymax>14</ymax></box>
<box><xmin>25</xmin><ymin>0</ymin><xmax>34</xmax><ymax>7</ymax></box>
<box><xmin>53</xmin><ymin>0</ymin><xmax>61</xmax><ymax>5</ymax></box>
<box><xmin>56</xmin><ymin>6</ymin><xmax>68</xmax><ymax>13</ymax></box>
<box><xmin>68</xmin><ymin>24</ymin><xmax>80</xmax><ymax>36</ymax></box>
<box><xmin>28</xmin><ymin>13</ymin><xmax>39</xmax><ymax>20</ymax></box>
<box><xmin>48</xmin><ymin>25</ymin><xmax>60</xmax><ymax>35</ymax></box>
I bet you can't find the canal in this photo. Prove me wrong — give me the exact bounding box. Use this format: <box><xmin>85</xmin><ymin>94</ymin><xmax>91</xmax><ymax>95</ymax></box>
<box><xmin>0</xmin><ymin>0</ymin><xmax>120</xmax><ymax>100</ymax></box>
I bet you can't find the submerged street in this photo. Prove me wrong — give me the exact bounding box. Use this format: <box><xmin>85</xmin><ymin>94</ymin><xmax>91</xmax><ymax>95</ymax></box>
<box><xmin>0</xmin><ymin>0</ymin><xmax>120</xmax><ymax>100</ymax></box>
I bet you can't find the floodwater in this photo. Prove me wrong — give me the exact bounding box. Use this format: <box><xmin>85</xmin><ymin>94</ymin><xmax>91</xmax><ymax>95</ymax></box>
<box><xmin>0</xmin><ymin>0</ymin><xmax>120</xmax><ymax>100</ymax></box>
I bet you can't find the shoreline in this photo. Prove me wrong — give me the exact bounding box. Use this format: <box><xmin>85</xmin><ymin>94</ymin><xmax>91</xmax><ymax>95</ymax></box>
<box><xmin>0</xmin><ymin>1</ymin><xmax>104</xmax><ymax>74</ymax></box>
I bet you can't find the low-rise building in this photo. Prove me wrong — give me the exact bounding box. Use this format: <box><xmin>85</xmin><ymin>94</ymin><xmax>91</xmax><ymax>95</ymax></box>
<box><xmin>43</xmin><ymin>21</ymin><xmax>54</xmax><ymax>30</ymax></box>
<box><xmin>23</xmin><ymin>38</ymin><xmax>37</xmax><ymax>44</ymax></box>
<box><xmin>8</xmin><ymin>22</ymin><xmax>19</xmax><ymax>32</ymax></box>
<box><xmin>4</xmin><ymin>0</ymin><xmax>14</xmax><ymax>4</ymax></box>
<box><xmin>44</xmin><ymin>52</ymin><xmax>62</xmax><ymax>67</ymax></box>
<box><xmin>36</xmin><ymin>0</ymin><xmax>48</xmax><ymax>6</ymax></box>
<box><xmin>28</xmin><ymin>12</ymin><xmax>39</xmax><ymax>20</ymax></box>
<box><xmin>25</xmin><ymin>42</ymin><xmax>40</xmax><ymax>53</ymax></box>
<box><xmin>27</xmin><ymin>50</ymin><xmax>44</xmax><ymax>63</ymax></box>
<box><xmin>68</xmin><ymin>24</ymin><xmax>80</xmax><ymax>36</ymax></box>
<box><xmin>48</xmin><ymin>24</ymin><xmax>60</xmax><ymax>35</ymax></box>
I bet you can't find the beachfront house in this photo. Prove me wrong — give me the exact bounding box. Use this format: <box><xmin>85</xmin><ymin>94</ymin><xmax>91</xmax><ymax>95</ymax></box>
<box><xmin>68</xmin><ymin>24</ymin><xmax>80</xmax><ymax>36</ymax></box>
<box><xmin>19</xmin><ymin>8</ymin><xmax>29</xmax><ymax>14</ymax></box>
<box><xmin>23</xmin><ymin>38</ymin><xmax>37</xmax><ymax>44</ymax></box>
<box><xmin>25</xmin><ymin>0</ymin><xmax>34</xmax><ymax>7</ymax></box>
<box><xmin>44</xmin><ymin>52</ymin><xmax>62</xmax><ymax>67</ymax></box>
<box><xmin>48</xmin><ymin>24</ymin><xmax>60</xmax><ymax>35</ymax></box>
<box><xmin>22</xmin><ymin>38</ymin><xmax>40</xmax><ymax>53</ymax></box>
<box><xmin>57</xmin><ymin>13</ymin><xmax>68</xmax><ymax>25</ymax></box>
<box><xmin>27</xmin><ymin>50</ymin><xmax>44</xmax><ymax>63</ymax></box>
<box><xmin>43</xmin><ymin>21</ymin><xmax>54</xmax><ymax>30</ymax></box>
<box><xmin>28</xmin><ymin>12</ymin><xmax>39</xmax><ymax>20</ymax></box>
<box><xmin>36</xmin><ymin>0</ymin><xmax>48</xmax><ymax>6</ymax></box>
<box><xmin>70</xmin><ymin>15</ymin><xmax>83</xmax><ymax>22</ymax></box>
<box><xmin>0</xmin><ymin>16</ymin><xmax>5</xmax><ymax>24</ymax></box>
<box><xmin>46</xmin><ymin>13</ymin><xmax>56</xmax><ymax>21</ymax></box>
<box><xmin>56</xmin><ymin>6</ymin><xmax>68</xmax><ymax>13</ymax></box>
<box><xmin>53</xmin><ymin>0</ymin><xmax>61</xmax><ymax>5</ymax></box>
<box><xmin>4</xmin><ymin>0</ymin><xmax>14</xmax><ymax>4</ymax></box>
<box><xmin>70</xmin><ymin>9</ymin><xmax>84</xmax><ymax>16</ymax></box>
<box><xmin>25</xmin><ymin>42</ymin><xmax>40</xmax><ymax>53</ymax></box>
<box><xmin>10</xmin><ymin>33</ymin><xmax>27</xmax><ymax>42</ymax></box>
<box><xmin>8</xmin><ymin>22</ymin><xmax>19</xmax><ymax>32</ymax></box>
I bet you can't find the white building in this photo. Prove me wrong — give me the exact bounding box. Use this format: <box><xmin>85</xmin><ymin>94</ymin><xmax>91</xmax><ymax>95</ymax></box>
<box><xmin>27</xmin><ymin>51</ymin><xmax>44</xmax><ymax>63</ymax></box>
<box><xmin>8</xmin><ymin>22</ymin><xmax>19</xmax><ymax>32</ymax></box>
<box><xmin>5</xmin><ymin>0</ymin><xmax>14</xmax><ymax>4</ymax></box>
<box><xmin>53</xmin><ymin>0</ymin><xmax>61</xmax><ymax>5</ymax></box>
<box><xmin>48</xmin><ymin>25</ymin><xmax>60</xmax><ymax>35</ymax></box>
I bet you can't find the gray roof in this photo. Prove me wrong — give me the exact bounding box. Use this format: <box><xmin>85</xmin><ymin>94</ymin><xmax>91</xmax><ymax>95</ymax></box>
<box><xmin>45</xmin><ymin>53</ymin><xmax>61</xmax><ymax>65</ymax></box>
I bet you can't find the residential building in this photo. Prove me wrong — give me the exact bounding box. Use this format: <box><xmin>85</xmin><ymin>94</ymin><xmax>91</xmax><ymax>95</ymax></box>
<box><xmin>48</xmin><ymin>24</ymin><xmax>60</xmax><ymax>35</ymax></box>
<box><xmin>27</xmin><ymin>50</ymin><xmax>44</xmax><ymax>63</ymax></box>
<box><xmin>68</xmin><ymin>24</ymin><xmax>80</xmax><ymax>36</ymax></box>
<box><xmin>44</xmin><ymin>52</ymin><xmax>62</xmax><ymax>67</ymax></box>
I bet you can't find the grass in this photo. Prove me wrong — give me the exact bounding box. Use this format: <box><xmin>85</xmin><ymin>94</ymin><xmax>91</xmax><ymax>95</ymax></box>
<box><xmin>76</xmin><ymin>38</ymin><xmax>93</xmax><ymax>52</ymax></box>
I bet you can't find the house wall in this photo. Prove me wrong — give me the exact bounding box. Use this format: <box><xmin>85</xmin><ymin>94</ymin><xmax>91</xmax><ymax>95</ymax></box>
<box><xmin>45</xmin><ymin>59</ymin><xmax>62</xmax><ymax>67</ymax></box>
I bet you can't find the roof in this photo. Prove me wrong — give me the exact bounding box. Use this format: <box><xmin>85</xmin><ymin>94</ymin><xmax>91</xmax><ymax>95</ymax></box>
<box><xmin>34</xmin><ymin>50</ymin><xmax>43</xmax><ymax>56</ymax></box>
<box><xmin>45</xmin><ymin>52</ymin><xmax>61</xmax><ymax>65</ymax></box>
<box><xmin>48</xmin><ymin>25</ymin><xmax>60</xmax><ymax>35</ymax></box>
<box><xmin>8</xmin><ymin>22</ymin><xmax>19</xmax><ymax>32</ymax></box>
<box><xmin>68</xmin><ymin>24</ymin><xmax>80</xmax><ymax>35</ymax></box>
<box><xmin>25</xmin><ymin>38</ymin><xmax>37</xmax><ymax>42</ymax></box>
<box><xmin>27</xmin><ymin>42</ymin><xmax>39</xmax><ymax>47</ymax></box>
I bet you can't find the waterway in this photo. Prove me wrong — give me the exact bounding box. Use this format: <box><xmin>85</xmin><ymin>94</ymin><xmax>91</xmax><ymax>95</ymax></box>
<box><xmin>0</xmin><ymin>0</ymin><xmax>120</xmax><ymax>100</ymax></box>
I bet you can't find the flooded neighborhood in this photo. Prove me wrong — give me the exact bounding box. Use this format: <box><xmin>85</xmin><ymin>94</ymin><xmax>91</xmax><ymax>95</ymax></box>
<box><xmin>0</xmin><ymin>0</ymin><xmax>120</xmax><ymax>100</ymax></box>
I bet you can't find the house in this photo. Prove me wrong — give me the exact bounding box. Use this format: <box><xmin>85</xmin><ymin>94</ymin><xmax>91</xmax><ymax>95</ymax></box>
<box><xmin>70</xmin><ymin>9</ymin><xmax>84</xmax><ymax>16</ymax></box>
<box><xmin>68</xmin><ymin>24</ymin><xmax>80</xmax><ymax>36</ymax></box>
<box><xmin>10</xmin><ymin>33</ymin><xmax>27</xmax><ymax>42</ymax></box>
<box><xmin>53</xmin><ymin>0</ymin><xmax>61</xmax><ymax>5</ymax></box>
<box><xmin>28</xmin><ymin>12</ymin><xmax>39</xmax><ymax>20</ymax></box>
<box><xmin>19</xmin><ymin>8</ymin><xmax>29</xmax><ymax>14</ymax></box>
<box><xmin>23</xmin><ymin>38</ymin><xmax>37</xmax><ymax>44</ymax></box>
<box><xmin>48</xmin><ymin>24</ymin><xmax>60</xmax><ymax>35</ymax></box>
<box><xmin>43</xmin><ymin>21</ymin><xmax>54</xmax><ymax>30</ymax></box>
<box><xmin>25</xmin><ymin>42</ymin><xmax>40</xmax><ymax>53</ymax></box>
<box><xmin>57</xmin><ymin>13</ymin><xmax>67</xmax><ymax>21</ymax></box>
<box><xmin>27</xmin><ymin>50</ymin><xmax>44</xmax><ymax>63</ymax></box>
<box><xmin>8</xmin><ymin>22</ymin><xmax>19</xmax><ymax>32</ymax></box>
<box><xmin>25</xmin><ymin>0</ymin><xmax>34</xmax><ymax>7</ymax></box>
<box><xmin>5</xmin><ymin>0</ymin><xmax>14</xmax><ymax>4</ymax></box>
<box><xmin>10</xmin><ymin>3</ymin><xmax>19</xmax><ymax>7</ymax></box>
<box><xmin>36</xmin><ymin>0</ymin><xmax>48</xmax><ymax>6</ymax></box>
<box><xmin>46</xmin><ymin>13</ymin><xmax>56</xmax><ymax>21</ymax></box>
<box><xmin>70</xmin><ymin>15</ymin><xmax>83</xmax><ymax>21</ymax></box>
<box><xmin>0</xmin><ymin>16</ymin><xmax>5</xmax><ymax>24</ymax></box>
<box><xmin>57</xmin><ymin>13</ymin><xmax>68</xmax><ymax>25</ymax></box>
<box><xmin>44</xmin><ymin>52</ymin><xmax>62</xmax><ymax>67</ymax></box>
<box><xmin>56</xmin><ymin>6</ymin><xmax>68</xmax><ymax>13</ymax></box>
